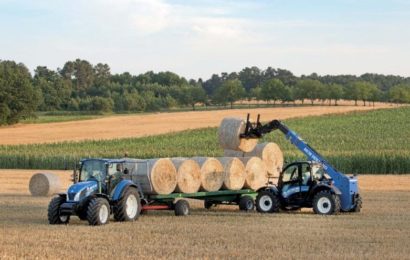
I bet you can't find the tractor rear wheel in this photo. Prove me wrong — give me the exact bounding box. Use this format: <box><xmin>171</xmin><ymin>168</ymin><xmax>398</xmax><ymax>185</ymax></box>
<box><xmin>48</xmin><ymin>196</ymin><xmax>70</xmax><ymax>224</ymax></box>
<box><xmin>113</xmin><ymin>188</ymin><xmax>141</xmax><ymax>221</ymax></box>
<box><xmin>312</xmin><ymin>190</ymin><xmax>340</xmax><ymax>215</ymax></box>
<box><xmin>175</xmin><ymin>200</ymin><xmax>190</xmax><ymax>216</ymax></box>
<box><xmin>87</xmin><ymin>197</ymin><xmax>110</xmax><ymax>225</ymax></box>
<box><xmin>256</xmin><ymin>191</ymin><xmax>279</xmax><ymax>213</ymax></box>
<box><xmin>239</xmin><ymin>196</ymin><xmax>255</xmax><ymax>211</ymax></box>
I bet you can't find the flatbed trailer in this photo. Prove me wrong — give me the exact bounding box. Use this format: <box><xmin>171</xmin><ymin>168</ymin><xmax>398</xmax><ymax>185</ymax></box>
<box><xmin>141</xmin><ymin>189</ymin><xmax>258</xmax><ymax>215</ymax></box>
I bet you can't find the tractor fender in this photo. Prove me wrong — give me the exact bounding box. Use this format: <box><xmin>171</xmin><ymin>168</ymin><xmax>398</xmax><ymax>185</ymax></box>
<box><xmin>112</xmin><ymin>180</ymin><xmax>138</xmax><ymax>201</ymax></box>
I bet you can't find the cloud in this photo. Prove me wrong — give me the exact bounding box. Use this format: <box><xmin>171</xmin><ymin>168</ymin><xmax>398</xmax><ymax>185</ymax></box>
<box><xmin>132</xmin><ymin>0</ymin><xmax>172</xmax><ymax>33</ymax></box>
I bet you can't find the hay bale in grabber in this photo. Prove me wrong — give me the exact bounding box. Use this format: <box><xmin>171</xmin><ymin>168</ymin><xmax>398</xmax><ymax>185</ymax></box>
<box><xmin>171</xmin><ymin>158</ymin><xmax>201</xmax><ymax>194</ymax></box>
<box><xmin>29</xmin><ymin>173</ymin><xmax>61</xmax><ymax>196</ymax></box>
<box><xmin>218</xmin><ymin>117</ymin><xmax>258</xmax><ymax>152</ymax></box>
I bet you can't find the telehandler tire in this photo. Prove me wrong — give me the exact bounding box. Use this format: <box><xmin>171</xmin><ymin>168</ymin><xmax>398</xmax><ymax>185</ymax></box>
<box><xmin>256</xmin><ymin>191</ymin><xmax>279</xmax><ymax>213</ymax></box>
<box><xmin>350</xmin><ymin>194</ymin><xmax>362</xmax><ymax>213</ymax></box>
<box><xmin>312</xmin><ymin>190</ymin><xmax>340</xmax><ymax>215</ymax></box>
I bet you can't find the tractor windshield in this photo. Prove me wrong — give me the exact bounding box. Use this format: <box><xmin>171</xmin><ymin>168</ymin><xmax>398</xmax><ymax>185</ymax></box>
<box><xmin>79</xmin><ymin>160</ymin><xmax>107</xmax><ymax>182</ymax></box>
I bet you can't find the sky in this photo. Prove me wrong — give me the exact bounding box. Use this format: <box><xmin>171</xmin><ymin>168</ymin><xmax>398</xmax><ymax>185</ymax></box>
<box><xmin>1</xmin><ymin>0</ymin><xmax>409</xmax><ymax>79</ymax></box>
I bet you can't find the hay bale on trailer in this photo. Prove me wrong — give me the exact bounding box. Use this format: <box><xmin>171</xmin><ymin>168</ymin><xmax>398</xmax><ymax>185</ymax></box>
<box><xmin>126</xmin><ymin>158</ymin><xmax>177</xmax><ymax>195</ymax></box>
<box><xmin>29</xmin><ymin>173</ymin><xmax>61</xmax><ymax>196</ymax></box>
<box><xmin>218</xmin><ymin>117</ymin><xmax>258</xmax><ymax>152</ymax></box>
<box><xmin>224</xmin><ymin>142</ymin><xmax>284</xmax><ymax>177</ymax></box>
<box><xmin>217</xmin><ymin>157</ymin><xmax>246</xmax><ymax>190</ymax></box>
<box><xmin>238</xmin><ymin>157</ymin><xmax>268</xmax><ymax>190</ymax></box>
<box><xmin>192</xmin><ymin>157</ymin><xmax>224</xmax><ymax>192</ymax></box>
<box><xmin>171</xmin><ymin>158</ymin><xmax>201</xmax><ymax>194</ymax></box>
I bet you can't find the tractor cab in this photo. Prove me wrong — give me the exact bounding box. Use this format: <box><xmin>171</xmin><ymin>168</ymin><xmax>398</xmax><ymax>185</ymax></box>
<box><xmin>277</xmin><ymin>161</ymin><xmax>328</xmax><ymax>208</ymax></box>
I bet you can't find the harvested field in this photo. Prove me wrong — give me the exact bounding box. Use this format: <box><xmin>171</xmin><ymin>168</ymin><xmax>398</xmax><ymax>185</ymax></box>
<box><xmin>0</xmin><ymin>105</ymin><xmax>392</xmax><ymax>145</ymax></box>
<box><xmin>0</xmin><ymin>170</ymin><xmax>409</xmax><ymax>259</ymax></box>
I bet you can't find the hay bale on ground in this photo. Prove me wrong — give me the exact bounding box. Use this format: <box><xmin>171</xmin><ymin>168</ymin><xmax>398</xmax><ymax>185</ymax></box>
<box><xmin>29</xmin><ymin>173</ymin><xmax>61</xmax><ymax>196</ymax></box>
<box><xmin>192</xmin><ymin>157</ymin><xmax>224</xmax><ymax>192</ymax></box>
<box><xmin>171</xmin><ymin>158</ymin><xmax>201</xmax><ymax>194</ymax></box>
<box><xmin>218</xmin><ymin>117</ymin><xmax>258</xmax><ymax>152</ymax></box>
<box><xmin>127</xmin><ymin>158</ymin><xmax>177</xmax><ymax>195</ymax></box>
<box><xmin>217</xmin><ymin>157</ymin><xmax>246</xmax><ymax>190</ymax></box>
<box><xmin>238</xmin><ymin>157</ymin><xmax>268</xmax><ymax>190</ymax></box>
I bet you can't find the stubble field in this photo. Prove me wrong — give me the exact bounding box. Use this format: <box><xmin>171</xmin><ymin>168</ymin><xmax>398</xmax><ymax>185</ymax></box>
<box><xmin>0</xmin><ymin>170</ymin><xmax>409</xmax><ymax>259</ymax></box>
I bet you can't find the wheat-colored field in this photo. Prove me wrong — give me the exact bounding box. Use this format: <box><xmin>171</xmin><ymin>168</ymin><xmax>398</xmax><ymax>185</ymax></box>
<box><xmin>0</xmin><ymin>170</ymin><xmax>409</xmax><ymax>259</ymax></box>
<box><xmin>0</xmin><ymin>105</ymin><xmax>392</xmax><ymax>145</ymax></box>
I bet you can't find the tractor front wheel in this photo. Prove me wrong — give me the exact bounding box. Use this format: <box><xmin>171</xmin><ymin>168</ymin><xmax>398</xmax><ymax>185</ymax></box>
<box><xmin>87</xmin><ymin>197</ymin><xmax>110</xmax><ymax>225</ymax></box>
<box><xmin>48</xmin><ymin>196</ymin><xmax>70</xmax><ymax>224</ymax></box>
<box><xmin>113</xmin><ymin>187</ymin><xmax>141</xmax><ymax>221</ymax></box>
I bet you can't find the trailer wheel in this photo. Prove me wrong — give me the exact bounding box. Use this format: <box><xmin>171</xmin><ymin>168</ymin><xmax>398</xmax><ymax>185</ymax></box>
<box><xmin>204</xmin><ymin>199</ymin><xmax>214</xmax><ymax>209</ymax></box>
<box><xmin>239</xmin><ymin>196</ymin><xmax>255</xmax><ymax>211</ymax></box>
<box><xmin>256</xmin><ymin>191</ymin><xmax>279</xmax><ymax>213</ymax></box>
<box><xmin>87</xmin><ymin>197</ymin><xmax>110</xmax><ymax>225</ymax></box>
<box><xmin>312</xmin><ymin>190</ymin><xmax>340</xmax><ymax>215</ymax></box>
<box><xmin>48</xmin><ymin>196</ymin><xmax>70</xmax><ymax>224</ymax></box>
<box><xmin>349</xmin><ymin>194</ymin><xmax>362</xmax><ymax>213</ymax></box>
<box><xmin>113</xmin><ymin>187</ymin><xmax>141</xmax><ymax>221</ymax></box>
<box><xmin>174</xmin><ymin>200</ymin><xmax>190</xmax><ymax>216</ymax></box>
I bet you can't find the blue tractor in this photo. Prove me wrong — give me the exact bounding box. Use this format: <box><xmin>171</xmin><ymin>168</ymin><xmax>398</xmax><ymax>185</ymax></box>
<box><xmin>241</xmin><ymin>115</ymin><xmax>362</xmax><ymax>215</ymax></box>
<box><xmin>48</xmin><ymin>159</ymin><xmax>141</xmax><ymax>225</ymax></box>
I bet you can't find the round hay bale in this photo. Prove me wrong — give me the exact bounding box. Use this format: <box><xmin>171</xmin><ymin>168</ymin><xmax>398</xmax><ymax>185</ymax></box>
<box><xmin>127</xmin><ymin>158</ymin><xmax>177</xmax><ymax>195</ymax></box>
<box><xmin>192</xmin><ymin>157</ymin><xmax>224</xmax><ymax>192</ymax></box>
<box><xmin>238</xmin><ymin>157</ymin><xmax>268</xmax><ymax>190</ymax></box>
<box><xmin>218</xmin><ymin>117</ymin><xmax>258</xmax><ymax>152</ymax></box>
<box><xmin>29</xmin><ymin>173</ymin><xmax>61</xmax><ymax>196</ymax></box>
<box><xmin>171</xmin><ymin>158</ymin><xmax>201</xmax><ymax>194</ymax></box>
<box><xmin>245</xmin><ymin>142</ymin><xmax>284</xmax><ymax>177</ymax></box>
<box><xmin>218</xmin><ymin>157</ymin><xmax>246</xmax><ymax>190</ymax></box>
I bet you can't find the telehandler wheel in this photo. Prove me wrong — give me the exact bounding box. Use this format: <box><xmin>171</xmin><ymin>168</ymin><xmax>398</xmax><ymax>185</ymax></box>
<box><xmin>113</xmin><ymin>188</ymin><xmax>141</xmax><ymax>222</ymax></box>
<box><xmin>48</xmin><ymin>196</ymin><xmax>70</xmax><ymax>224</ymax></box>
<box><xmin>312</xmin><ymin>191</ymin><xmax>341</xmax><ymax>215</ymax></box>
<box><xmin>87</xmin><ymin>197</ymin><xmax>110</xmax><ymax>225</ymax></box>
<box><xmin>256</xmin><ymin>191</ymin><xmax>279</xmax><ymax>213</ymax></box>
<box><xmin>239</xmin><ymin>196</ymin><xmax>255</xmax><ymax>211</ymax></box>
<box><xmin>175</xmin><ymin>200</ymin><xmax>190</xmax><ymax>216</ymax></box>
<box><xmin>349</xmin><ymin>194</ymin><xmax>362</xmax><ymax>213</ymax></box>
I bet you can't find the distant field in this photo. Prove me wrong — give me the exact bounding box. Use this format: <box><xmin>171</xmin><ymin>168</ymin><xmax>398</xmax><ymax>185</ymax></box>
<box><xmin>0</xmin><ymin>170</ymin><xmax>409</xmax><ymax>259</ymax></box>
<box><xmin>0</xmin><ymin>107</ymin><xmax>408</xmax><ymax>173</ymax></box>
<box><xmin>0</xmin><ymin>104</ymin><xmax>391</xmax><ymax>145</ymax></box>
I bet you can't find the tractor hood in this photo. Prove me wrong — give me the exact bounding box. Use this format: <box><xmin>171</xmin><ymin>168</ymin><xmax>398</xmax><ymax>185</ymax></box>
<box><xmin>67</xmin><ymin>181</ymin><xmax>98</xmax><ymax>202</ymax></box>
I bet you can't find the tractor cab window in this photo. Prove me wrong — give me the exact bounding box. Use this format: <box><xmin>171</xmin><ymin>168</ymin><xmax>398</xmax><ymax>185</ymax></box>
<box><xmin>80</xmin><ymin>160</ymin><xmax>106</xmax><ymax>182</ymax></box>
<box><xmin>282</xmin><ymin>164</ymin><xmax>300</xmax><ymax>182</ymax></box>
<box><xmin>301</xmin><ymin>164</ymin><xmax>312</xmax><ymax>185</ymax></box>
<box><xmin>311</xmin><ymin>164</ymin><xmax>325</xmax><ymax>180</ymax></box>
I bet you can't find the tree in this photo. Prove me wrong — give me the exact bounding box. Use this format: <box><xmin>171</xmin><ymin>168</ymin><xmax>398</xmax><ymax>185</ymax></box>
<box><xmin>294</xmin><ymin>79</ymin><xmax>323</xmax><ymax>105</ymax></box>
<box><xmin>213</xmin><ymin>79</ymin><xmax>245</xmax><ymax>108</ymax></box>
<box><xmin>260</xmin><ymin>79</ymin><xmax>287</xmax><ymax>105</ymax></box>
<box><xmin>388</xmin><ymin>84</ymin><xmax>410</xmax><ymax>104</ymax></box>
<box><xmin>328</xmin><ymin>84</ymin><xmax>344</xmax><ymax>106</ymax></box>
<box><xmin>347</xmin><ymin>81</ymin><xmax>378</xmax><ymax>106</ymax></box>
<box><xmin>0</xmin><ymin>61</ymin><xmax>41</xmax><ymax>124</ymax></box>
<box><xmin>60</xmin><ymin>59</ymin><xmax>94</xmax><ymax>97</ymax></box>
<box><xmin>238</xmin><ymin>66</ymin><xmax>262</xmax><ymax>92</ymax></box>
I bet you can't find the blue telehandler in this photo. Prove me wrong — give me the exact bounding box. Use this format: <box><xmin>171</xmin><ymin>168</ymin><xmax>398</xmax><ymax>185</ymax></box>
<box><xmin>241</xmin><ymin>114</ymin><xmax>362</xmax><ymax>215</ymax></box>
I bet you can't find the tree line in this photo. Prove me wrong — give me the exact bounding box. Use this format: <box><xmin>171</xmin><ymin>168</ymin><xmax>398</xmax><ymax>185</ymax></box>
<box><xmin>1</xmin><ymin>59</ymin><xmax>410</xmax><ymax>125</ymax></box>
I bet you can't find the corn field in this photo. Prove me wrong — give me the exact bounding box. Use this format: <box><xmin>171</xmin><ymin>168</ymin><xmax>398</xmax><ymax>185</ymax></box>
<box><xmin>0</xmin><ymin>107</ymin><xmax>408</xmax><ymax>173</ymax></box>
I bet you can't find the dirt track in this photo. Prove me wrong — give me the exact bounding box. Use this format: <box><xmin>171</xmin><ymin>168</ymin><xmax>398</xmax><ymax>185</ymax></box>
<box><xmin>0</xmin><ymin>105</ymin><xmax>391</xmax><ymax>145</ymax></box>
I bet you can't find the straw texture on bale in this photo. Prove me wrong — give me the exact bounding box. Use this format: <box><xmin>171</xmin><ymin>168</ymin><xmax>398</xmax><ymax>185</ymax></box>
<box><xmin>192</xmin><ymin>157</ymin><xmax>224</xmax><ymax>192</ymax></box>
<box><xmin>238</xmin><ymin>157</ymin><xmax>268</xmax><ymax>190</ymax></box>
<box><xmin>29</xmin><ymin>173</ymin><xmax>61</xmax><ymax>196</ymax></box>
<box><xmin>126</xmin><ymin>158</ymin><xmax>177</xmax><ymax>195</ymax></box>
<box><xmin>171</xmin><ymin>158</ymin><xmax>201</xmax><ymax>194</ymax></box>
<box><xmin>218</xmin><ymin>117</ymin><xmax>258</xmax><ymax>152</ymax></box>
<box><xmin>218</xmin><ymin>157</ymin><xmax>246</xmax><ymax>190</ymax></box>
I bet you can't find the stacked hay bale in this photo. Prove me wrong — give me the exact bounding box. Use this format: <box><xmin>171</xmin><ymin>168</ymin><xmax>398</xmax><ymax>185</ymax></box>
<box><xmin>238</xmin><ymin>157</ymin><xmax>268</xmax><ymax>190</ymax></box>
<box><xmin>171</xmin><ymin>158</ymin><xmax>201</xmax><ymax>194</ymax></box>
<box><xmin>29</xmin><ymin>173</ymin><xmax>61</xmax><ymax>196</ymax></box>
<box><xmin>192</xmin><ymin>157</ymin><xmax>225</xmax><ymax>192</ymax></box>
<box><xmin>217</xmin><ymin>157</ymin><xmax>246</xmax><ymax>190</ymax></box>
